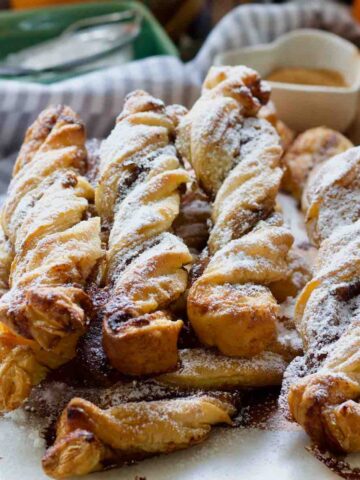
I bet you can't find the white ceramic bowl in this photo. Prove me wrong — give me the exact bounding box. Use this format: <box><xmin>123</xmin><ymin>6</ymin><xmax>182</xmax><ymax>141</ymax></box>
<box><xmin>214</xmin><ymin>29</ymin><xmax>360</xmax><ymax>132</ymax></box>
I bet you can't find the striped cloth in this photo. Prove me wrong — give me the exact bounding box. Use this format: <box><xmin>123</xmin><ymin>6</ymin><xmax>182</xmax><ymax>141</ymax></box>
<box><xmin>0</xmin><ymin>1</ymin><xmax>360</xmax><ymax>193</ymax></box>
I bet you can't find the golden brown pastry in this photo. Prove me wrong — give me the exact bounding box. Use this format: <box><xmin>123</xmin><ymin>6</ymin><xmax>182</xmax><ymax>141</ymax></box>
<box><xmin>157</xmin><ymin>347</ymin><xmax>298</xmax><ymax>390</ymax></box>
<box><xmin>281</xmin><ymin>126</ymin><xmax>352</xmax><ymax>202</ymax></box>
<box><xmin>259</xmin><ymin>101</ymin><xmax>295</xmax><ymax>151</ymax></box>
<box><xmin>11</xmin><ymin>104</ymin><xmax>87</xmax><ymax>177</ymax></box>
<box><xmin>43</xmin><ymin>395</ymin><xmax>235</xmax><ymax>479</ymax></box>
<box><xmin>176</xmin><ymin>66</ymin><xmax>271</xmax><ymax>197</ymax></box>
<box><xmin>2</xmin><ymin>106</ymin><xmax>87</xmax><ymax>243</ymax></box>
<box><xmin>0</xmin><ymin>222</ymin><xmax>12</xmax><ymax>297</ymax></box>
<box><xmin>1</xmin><ymin>214</ymin><xmax>102</xmax><ymax>355</ymax></box>
<box><xmin>269</xmin><ymin>246</ymin><xmax>312</xmax><ymax>303</ymax></box>
<box><xmin>177</xmin><ymin>67</ymin><xmax>300</xmax><ymax>361</ymax></box>
<box><xmin>0</xmin><ymin>106</ymin><xmax>103</xmax><ymax>411</ymax></box>
<box><xmin>0</xmin><ymin>322</ymin><xmax>47</xmax><ymax>411</ymax></box>
<box><xmin>103</xmin><ymin>311</ymin><xmax>183</xmax><ymax>376</ymax></box>
<box><xmin>188</xmin><ymin>218</ymin><xmax>294</xmax><ymax>357</ymax></box>
<box><xmin>96</xmin><ymin>91</ymin><xmax>192</xmax><ymax>376</ymax></box>
<box><xmin>302</xmin><ymin>147</ymin><xmax>360</xmax><ymax>246</ymax></box>
<box><xmin>288</xmin><ymin>147</ymin><xmax>360</xmax><ymax>452</ymax></box>
<box><xmin>172</xmin><ymin>172</ymin><xmax>211</xmax><ymax>253</ymax></box>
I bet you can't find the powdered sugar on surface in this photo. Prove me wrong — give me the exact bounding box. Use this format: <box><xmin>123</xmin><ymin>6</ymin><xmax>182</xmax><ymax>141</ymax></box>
<box><xmin>278</xmin><ymin>192</ymin><xmax>317</xmax><ymax>268</ymax></box>
<box><xmin>0</xmin><ymin>415</ymin><xmax>340</xmax><ymax>480</ymax></box>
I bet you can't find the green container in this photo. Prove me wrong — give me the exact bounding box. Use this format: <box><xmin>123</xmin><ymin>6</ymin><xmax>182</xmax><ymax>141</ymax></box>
<box><xmin>0</xmin><ymin>0</ymin><xmax>178</xmax><ymax>83</ymax></box>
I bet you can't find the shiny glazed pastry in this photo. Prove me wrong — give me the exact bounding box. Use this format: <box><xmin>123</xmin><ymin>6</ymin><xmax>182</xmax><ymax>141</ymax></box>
<box><xmin>96</xmin><ymin>90</ymin><xmax>193</xmax><ymax>376</ymax></box>
<box><xmin>0</xmin><ymin>106</ymin><xmax>103</xmax><ymax>411</ymax></box>
<box><xmin>288</xmin><ymin>146</ymin><xmax>360</xmax><ymax>452</ymax></box>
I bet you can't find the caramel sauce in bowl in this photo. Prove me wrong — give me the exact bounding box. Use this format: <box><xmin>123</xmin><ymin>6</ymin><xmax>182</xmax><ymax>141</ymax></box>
<box><xmin>266</xmin><ymin>67</ymin><xmax>347</xmax><ymax>88</ymax></box>
<box><xmin>215</xmin><ymin>29</ymin><xmax>360</xmax><ymax>132</ymax></box>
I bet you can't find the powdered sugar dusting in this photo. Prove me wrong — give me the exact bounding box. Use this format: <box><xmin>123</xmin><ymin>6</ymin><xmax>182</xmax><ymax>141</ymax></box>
<box><xmin>304</xmin><ymin>147</ymin><xmax>360</xmax><ymax>245</ymax></box>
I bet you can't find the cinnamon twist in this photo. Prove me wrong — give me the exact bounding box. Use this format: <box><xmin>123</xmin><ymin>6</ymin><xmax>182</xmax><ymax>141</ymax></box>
<box><xmin>0</xmin><ymin>106</ymin><xmax>103</xmax><ymax>411</ymax></box>
<box><xmin>281</xmin><ymin>126</ymin><xmax>352</xmax><ymax>203</ymax></box>
<box><xmin>288</xmin><ymin>147</ymin><xmax>360</xmax><ymax>452</ymax></box>
<box><xmin>43</xmin><ymin>395</ymin><xmax>235</xmax><ymax>479</ymax></box>
<box><xmin>96</xmin><ymin>91</ymin><xmax>193</xmax><ymax>376</ymax></box>
<box><xmin>178</xmin><ymin>67</ymin><xmax>298</xmax><ymax>358</ymax></box>
<box><xmin>42</xmin><ymin>93</ymin><xmax>239</xmax><ymax>479</ymax></box>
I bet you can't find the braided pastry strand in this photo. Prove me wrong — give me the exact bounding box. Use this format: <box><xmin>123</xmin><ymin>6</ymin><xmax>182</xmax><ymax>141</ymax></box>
<box><xmin>0</xmin><ymin>106</ymin><xmax>103</xmax><ymax>411</ymax></box>
<box><xmin>288</xmin><ymin>146</ymin><xmax>360</xmax><ymax>452</ymax></box>
<box><xmin>189</xmin><ymin>217</ymin><xmax>294</xmax><ymax>357</ymax></box>
<box><xmin>95</xmin><ymin>91</ymin><xmax>192</xmax><ymax>376</ymax></box>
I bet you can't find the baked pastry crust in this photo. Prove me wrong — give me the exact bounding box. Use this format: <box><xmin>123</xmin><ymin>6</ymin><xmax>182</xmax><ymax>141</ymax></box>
<box><xmin>96</xmin><ymin>91</ymin><xmax>192</xmax><ymax>376</ymax></box>
<box><xmin>207</xmin><ymin>118</ymin><xmax>283</xmax><ymax>253</ymax></box>
<box><xmin>302</xmin><ymin>147</ymin><xmax>360</xmax><ymax>246</ymax></box>
<box><xmin>269</xmin><ymin>246</ymin><xmax>312</xmax><ymax>303</ymax></box>
<box><xmin>157</xmin><ymin>347</ymin><xmax>298</xmax><ymax>389</ymax></box>
<box><xmin>0</xmin><ymin>106</ymin><xmax>103</xmax><ymax>411</ymax></box>
<box><xmin>258</xmin><ymin>101</ymin><xmax>295</xmax><ymax>151</ymax></box>
<box><xmin>0</xmin><ymin>322</ymin><xmax>47</xmax><ymax>411</ymax></box>
<box><xmin>281</xmin><ymin>126</ymin><xmax>352</xmax><ymax>202</ymax></box>
<box><xmin>103</xmin><ymin>311</ymin><xmax>183</xmax><ymax>376</ymax></box>
<box><xmin>177</xmin><ymin>67</ymin><xmax>300</xmax><ymax>360</ymax></box>
<box><xmin>43</xmin><ymin>395</ymin><xmax>235</xmax><ymax>479</ymax></box>
<box><xmin>176</xmin><ymin>66</ymin><xmax>271</xmax><ymax>197</ymax></box>
<box><xmin>188</xmin><ymin>219</ymin><xmax>293</xmax><ymax>357</ymax></box>
<box><xmin>288</xmin><ymin>147</ymin><xmax>360</xmax><ymax>452</ymax></box>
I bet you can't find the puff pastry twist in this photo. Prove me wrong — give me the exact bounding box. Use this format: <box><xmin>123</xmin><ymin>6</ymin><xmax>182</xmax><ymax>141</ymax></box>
<box><xmin>302</xmin><ymin>146</ymin><xmax>360</xmax><ymax>246</ymax></box>
<box><xmin>178</xmin><ymin>67</ymin><xmax>297</xmax><ymax>358</ymax></box>
<box><xmin>95</xmin><ymin>90</ymin><xmax>192</xmax><ymax>375</ymax></box>
<box><xmin>42</xmin><ymin>93</ymin><xmax>237</xmax><ymax>479</ymax></box>
<box><xmin>176</xmin><ymin>66</ymin><xmax>271</xmax><ymax>197</ymax></box>
<box><xmin>288</xmin><ymin>146</ymin><xmax>360</xmax><ymax>452</ymax></box>
<box><xmin>43</xmin><ymin>395</ymin><xmax>235</xmax><ymax>479</ymax></box>
<box><xmin>281</xmin><ymin>126</ymin><xmax>352</xmax><ymax>203</ymax></box>
<box><xmin>0</xmin><ymin>106</ymin><xmax>103</xmax><ymax>411</ymax></box>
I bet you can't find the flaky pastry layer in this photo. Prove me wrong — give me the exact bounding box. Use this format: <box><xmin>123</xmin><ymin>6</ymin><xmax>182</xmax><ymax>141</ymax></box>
<box><xmin>0</xmin><ymin>106</ymin><xmax>103</xmax><ymax>411</ymax></box>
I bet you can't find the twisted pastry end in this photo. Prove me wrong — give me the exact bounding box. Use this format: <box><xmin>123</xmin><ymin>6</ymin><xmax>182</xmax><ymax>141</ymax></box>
<box><xmin>188</xmin><ymin>220</ymin><xmax>293</xmax><ymax>357</ymax></box>
<box><xmin>43</xmin><ymin>396</ymin><xmax>235</xmax><ymax>478</ymax></box>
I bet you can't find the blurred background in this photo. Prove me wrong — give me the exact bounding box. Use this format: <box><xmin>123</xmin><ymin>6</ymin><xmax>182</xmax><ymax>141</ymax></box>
<box><xmin>0</xmin><ymin>0</ymin><xmax>357</xmax><ymax>61</ymax></box>
<box><xmin>1</xmin><ymin>0</ymin><xmax>360</xmax><ymax>166</ymax></box>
